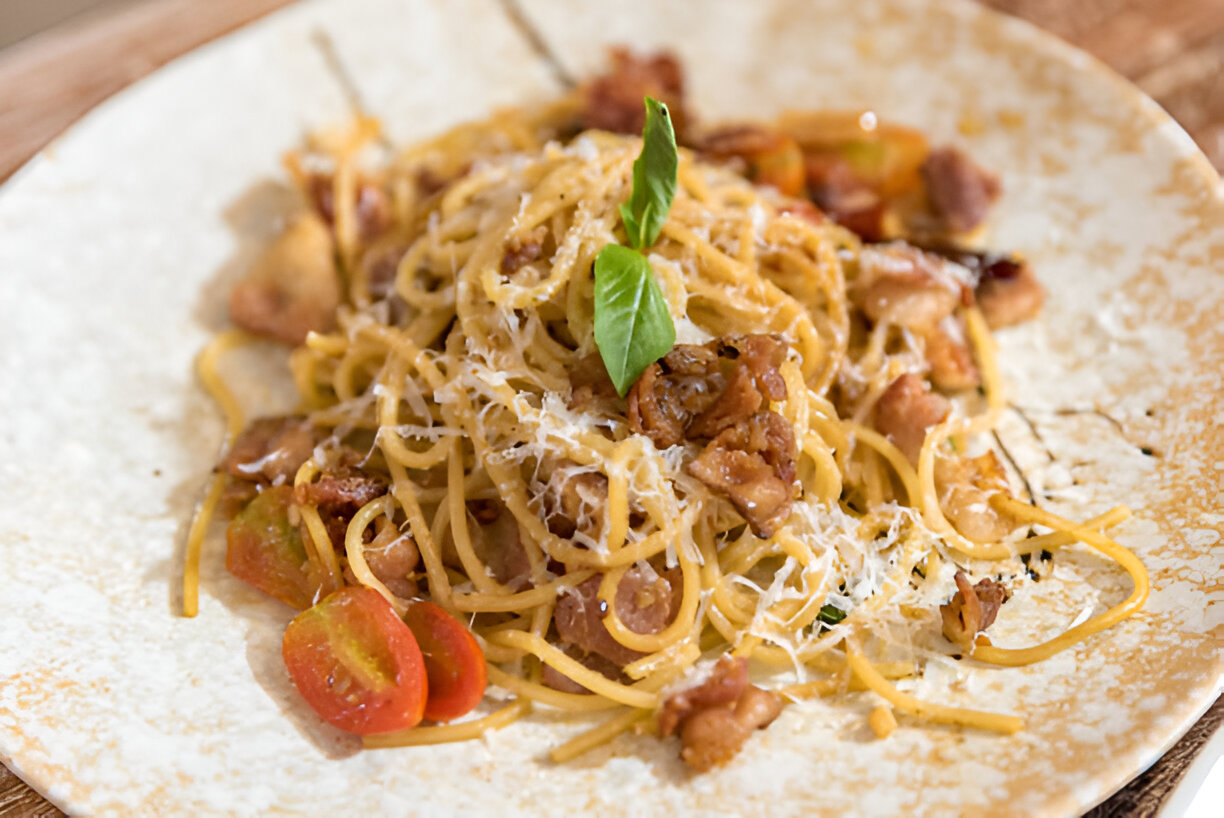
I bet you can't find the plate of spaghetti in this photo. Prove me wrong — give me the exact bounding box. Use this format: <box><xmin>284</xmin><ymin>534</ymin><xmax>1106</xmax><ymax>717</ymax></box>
<box><xmin>0</xmin><ymin>0</ymin><xmax>1220</xmax><ymax>815</ymax></box>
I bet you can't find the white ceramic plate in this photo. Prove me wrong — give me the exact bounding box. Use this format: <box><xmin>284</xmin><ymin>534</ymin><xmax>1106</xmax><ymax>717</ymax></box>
<box><xmin>1</xmin><ymin>0</ymin><xmax>1221</xmax><ymax>814</ymax></box>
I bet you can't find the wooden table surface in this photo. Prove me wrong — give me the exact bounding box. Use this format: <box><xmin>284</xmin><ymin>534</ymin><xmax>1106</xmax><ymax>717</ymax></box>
<box><xmin>0</xmin><ymin>0</ymin><xmax>1220</xmax><ymax>815</ymax></box>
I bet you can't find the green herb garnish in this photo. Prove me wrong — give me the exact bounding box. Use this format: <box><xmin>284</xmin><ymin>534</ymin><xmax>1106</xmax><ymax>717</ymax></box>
<box><xmin>593</xmin><ymin>244</ymin><xmax>677</xmax><ymax>397</ymax></box>
<box><xmin>619</xmin><ymin>97</ymin><xmax>678</xmax><ymax>250</ymax></box>
<box><xmin>816</xmin><ymin>604</ymin><xmax>847</xmax><ymax>625</ymax></box>
<box><xmin>593</xmin><ymin>97</ymin><xmax>679</xmax><ymax>396</ymax></box>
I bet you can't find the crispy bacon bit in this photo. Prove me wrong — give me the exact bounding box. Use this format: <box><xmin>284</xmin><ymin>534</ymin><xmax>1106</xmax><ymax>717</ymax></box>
<box><xmin>915</xmin><ymin>244</ymin><xmax>1044</xmax><ymax>329</ymax></box>
<box><xmin>501</xmin><ymin>225</ymin><xmax>549</xmax><ymax>274</ymax></box>
<box><xmin>924</xmin><ymin>314</ymin><xmax>981</xmax><ymax>392</ymax></box>
<box><xmin>853</xmin><ymin>243</ymin><xmax>968</xmax><ymax>332</ymax></box>
<box><xmin>628</xmin><ymin>343</ymin><xmax>721</xmax><ymax>449</ymax></box>
<box><xmin>659</xmin><ymin>657</ymin><xmax>784</xmax><ymax>773</ymax></box>
<box><xmin>466</xmin><ymin>499</ymin><xmax>531</xmax><ymax>589</ymax></box>
<box><xmin>295</xmin><ymin>463</ymin><xmax>387</xmax><ymax>518</ymax></box>
<box><xmin>361</xmin><ymin>520</ymin><xmax>419</xmax><ymax>599</ymax></box>
<box><xmin>699</xmin><ymin>125</ymin><xmax>806</xmax><ymax>197</ymax></box>
<box><xmin>921</xmin><ymin>147</ymin><xmax>1000</xmax><ymax>234</ymax></box>
<box><xmin>545</xmin><ymin>470</ymin><xmax>610</xmax><ymax>540</ymax></box>
<box><xmin>219</xmin><ymin>416</ymin><xmax>318</xmax><ymax>485</ymax></box>
<box><xmin>658</xmin><ymin>656</ymin><xmax>748</xmax><ymax>736</ymax></box>
<box><xmin>686</xmin><ymin>411</ymin><xmax>797</xmax><ymax>538</ymax></box>
<box><xmin>539</xmin><ymin>648</ymin><xmax>626</xmax><ymax>694</ymax></box>
<box><xmin>307</xmin><ymin>174</ymin><xmax>392</xmax><ymax>241</ymax></box>
<box><xmin>581</xmin><ymin>48</ymin><xmax>690</xmax><ymax>141</ymax></box>
<box><xmin>228</xmin><ymin>215</ymin><xmax>341</xmax><ymax>345</ymax></box>
<box><xmin>976</xmin><ymin>261</ymin><xmax>1045</xmax><ymax>329</ymax></box>
<box><xmin>873</xmin><ymin>373</ymin><xmax>950</xmax><ymax>464</ymax></box>
<box><xmin>940</xmin><ymin>571</ymin><xmax>1010</xmax><ymax>648</ymax></box>
<box><xmin>553</xmin><ymin>567</ymin><xmax>682</xmax><ymax>667</ymax></box>
<box><xmin>628</xmin><ymin>335</ymin><xmax>788</xmax><ymax>449</ymax></box>
<box><xmin>935</xmin><ymin>451</ymin><xmax>1022</xmax><ymax>544</ymax></box>
<box><xmin>567</xmin><ymin>352</ymin><xmax>619</xmax><ymax>410</ymax></box>
<box><xmin>805</xmin><ymin>155</ymin><xmax>886</xmax><ymax>241</ymax></box>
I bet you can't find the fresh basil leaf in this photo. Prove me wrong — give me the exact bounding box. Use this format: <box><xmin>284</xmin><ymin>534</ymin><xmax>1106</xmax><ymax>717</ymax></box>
<box><xmin>817</xmin><ymin>604</ymin><xmax>847</xmax><ymax>625</ymax></box>
<box><xmin>619</xmin><ymin>97</ymin><xmax>678</xmax><ymax>250</ymax></box>
<box><xmin>593</xmin><ymin>244</ymin><xmax>676</xmax><ymax>397</ymax></box>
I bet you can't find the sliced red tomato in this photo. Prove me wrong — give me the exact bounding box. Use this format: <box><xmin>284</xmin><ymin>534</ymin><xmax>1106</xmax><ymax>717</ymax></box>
<box><xmin>402</xmin><ymin>601</ymin><xmax>487</xmax><ymax>722</ymax></box>
<box><xmin>226</xmin><ymin>485</ymin><xmax>319</xmax><ymax>609</ymax></box>
<box><xmin>282</xmin><ymin>586</ymin><xmax>427</xmax><ymax>735</ymax></box>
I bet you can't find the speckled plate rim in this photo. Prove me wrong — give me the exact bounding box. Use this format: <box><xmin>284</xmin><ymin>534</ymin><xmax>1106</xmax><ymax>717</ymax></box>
<box><xmin>0</xmin><ymin>0</ymin><xmax>1221</xmax><ymax>816</ymax></box>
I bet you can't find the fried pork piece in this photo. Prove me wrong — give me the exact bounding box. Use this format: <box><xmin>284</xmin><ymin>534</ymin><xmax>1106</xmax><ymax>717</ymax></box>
<box><xmin>975</xmin><ymin>259</ymin><xmax>1044</xmax><ymax>329</ymax></box>
<box><xmin>852</xmin><ymin>243</ymin><xmax>969</xmax><ymax>332</ymax></box>
<box><xmin>805</xmin><ymin>154</ymin><xmax>887</xmax><ymax>241</ymax></box>
<box><xmin>658</xmin><ymin>657</ymin><xmax>784</xmax><ymax>773</ymax></box>
<box><xmin>686</xmin><ymin>411</ymin><xmax>797</xmax><ymax>538</ymax></box>
<box><xmin>465</xmin><ymin>499</ymin><xmax>531</xmax><ymax>589</ymax></box>
<box><xmin>924</xmin><ymin>314</ymin><xmax>981</xmax><ymax>392</ymax></box>
<box><xmin>872</xmin><ymin>373</ymin><xmax>951</xmax><ymax>464</ymax></box>
<box><xmin>628</xmin><ymin>335</ymin><xmax>795</xmax><ymax>538</ymax></box>
<box><xmin>935</xmin><ymin>450</ymin><xmax>1022</xmax><ymax>544</ymax></box>
<box><xmin>305</xmin><ymin>173</ymin><xmax>392</xmax><ymax>241</ymax></box>
<box><xmin>544</xmin><ymin>470</ymin><xmax>610</xmax><ymax>541</ymax></box>
<box><xmin>922</xmin><ymin>245</ymin><xmax>1045</xmax><ymax>329</ymax></box>
<box><xmin>358</xmin><ymin>519</ymin><xmax>420</xmax><ymax>599</ymax></box>
<box><xmin>296</xmin><ymin>457</ymin><xmax>388</xmax><ymax>518</ymax></box>
<box><xmin>567</xmin><ymin>352</ymin><xmax>619</xmax><ymax>410</ymax></box>
<box><xmin>501</xmin><ymin>224</ymin><xmax>549</xmax><ymax>274</ymax></box>
<box><xmin>581</xmin><ymin>48</ymin><xmax>690</xmax><ymax>141</ymax></box>
<box><xmin>628</xmin><ymin>335</ymin><xmax>788</xmax><ymax>449</ymax></box>
<box><xmin>921</xmin><ymin>146</ymin><xmax>1001</xmax><ymax>234</ymax></box>
<box><xmin>941</xmin><ymin>571</ymin><xmax>1011</xmax><ymax>648</ymax></box>
<box><xmin>228</xmin><ymin>214</ymin><xmax>341</xmax><ymax>345</ymax></box>
<box><xmin>219</xmin><ymin>415</ymin><xmax>319</xmax><ymax>485</ymax></box>
<box><xmin>553</xmin><ymin>566</ymin><xmax>682</xmax><ymax>667</ymax></box>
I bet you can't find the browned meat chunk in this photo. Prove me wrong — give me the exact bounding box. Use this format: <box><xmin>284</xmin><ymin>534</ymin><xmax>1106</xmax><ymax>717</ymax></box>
<box><xmin>853</xmin><ymin>244</ymin><xmax>967</xmax><ymax>332</ymax></box>
<box><xmin>228</xmin><ymin>215</ymin><xmax>341</xmax><ymax>345</ymax></box>
<box><xmin>219</xmin><ymin>416</ymin><xmax>318</xmax><ymax>485</ymax></box>
<box><xmin>567</xmin><ymin>352</ymin><xmax>619</xmax><ymax>410</ymax></box>
<box><xmin>922</xmin><ymin>147</ymin><xmax>1000</xmax><ymax>234</ymax></box>
<box><xmin>873</xmin><ymin>373</ymin><xmax>950</xmax><ymax>464</ymax></box>
<box><xmin>699</xmin><ymin>125</ymin><xmax>805</xmax><ymax>197</ymax></box>
<box><xmin>924</xmin><ymin>315</ymin><xmax>980</xmax><ymax>392</ymax></box>
<box><xmin>941</xmin><ymin>571</ymin><xmax>1010</xmax><ymax>648</ymax></box>
<box><xmin>553</xmin><ymin>566</ymin><xmax>682</xmax><ymax>667</ymax></box>
<box><xmin>628</xmin><ymin>343</ymin><xmax>721</xmax><ymax>449</ymax></box>
<box><xmin>362</xmin><ymin>519</ymin><xmax>419</xmax><ymax>599</ymax></box>
<box><xmin>976</xmin><ymin>261</ymin><xmax>1044</xmax><ymax>329</ymax></box>
<box><xmin>935</xmin><ymin>451</ymin><xmax>1022</xmax><ymax>544</ymax></box>
<box><xmin>581</xmin><ymin>48</ymin><xmax>690</xmax><ymax>141</ymax></box>
<box><xmin>501</xmin><ymin>225</ymin><xmax>549</xmax><ymax>274</ymax></box>
<box><xmin>466</xmin><ymin>499</ymin><xmax>531</xmax><ymax>589</ymax></box>
<box><xmin>307</xmin><ymin>173</ymin><xmax>391</xmax><ymax>241</ymax></box>
<box><xmin>805</xmin><ymin>155</ymin><xmax>886</xmax><ymax>241</ymax></box>
<box><xmin>540</xmin><ymin>648</ymin><xmax>627</xmax><ymax>695</ymax></box>
<box><xmin>544</xmin><ymin>470</ymin><xmax>610</xmax><ymax>541</ymax></box>
<box><xmin>295</xmin><ymin>462</ymin><xmax>387</xmax><ymax>517</ymax></box>
<box><xmin>628</xmin><ymin>335</ymin><xmax>788</xmax><ymax>449</ymax></box>
<box><xmin>686</xmin><ymin>411</ymin><xmax>797</xmax><ymax>538</ymax></box>
<box><xmin>658</xmin><ymin>657</ymin><xmax>784</xmax><ymax>773</ymax></box>
<box><xmin>658</xmin><ymin>655</ymin><xmax>748</xmax><ymax>736</ymax></box>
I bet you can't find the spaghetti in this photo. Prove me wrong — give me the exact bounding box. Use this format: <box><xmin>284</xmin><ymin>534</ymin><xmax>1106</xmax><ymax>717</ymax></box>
<box><xmin>184</xmin><ymin>52</ymin><xmax>1149</xmax><ymax>770</ymax></box>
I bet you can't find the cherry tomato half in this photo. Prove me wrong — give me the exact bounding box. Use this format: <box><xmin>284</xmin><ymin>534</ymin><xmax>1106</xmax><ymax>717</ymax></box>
<box><xmin>226</xmin><ymin>485</ymin><xmax>319</xmax><ymax>609</ymax></box>
<box><xmin>402</xmin><ymin>601</ymin><xmax>487</xmax><ymax>722</ymax></box>
<box><xmin>282</xmin><ymin>586</ymin><xmax>427</xmax><ymax>735</ymax></box>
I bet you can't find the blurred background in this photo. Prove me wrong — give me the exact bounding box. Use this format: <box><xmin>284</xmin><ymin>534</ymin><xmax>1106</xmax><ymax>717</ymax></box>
<box><xmin>0</xmin><ymin>0</ymin><xmax>1221</xmax><ymax>181</ymax></box>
